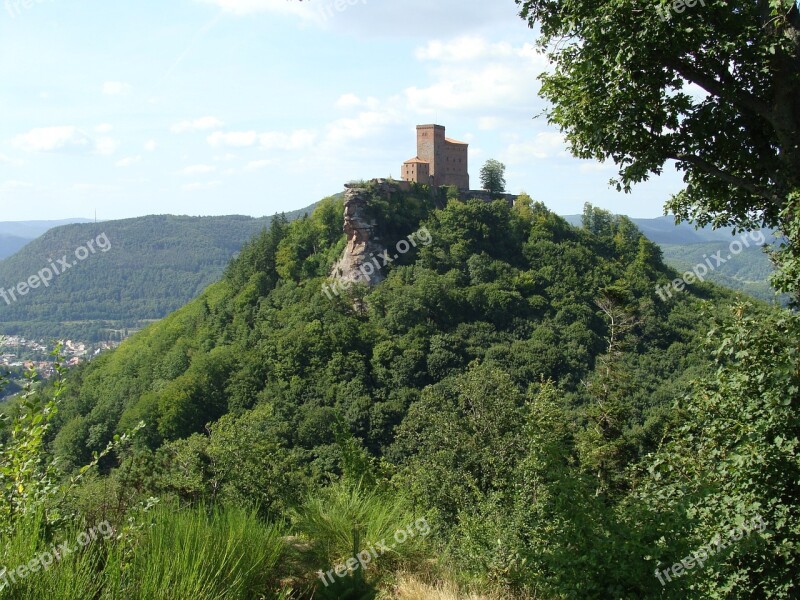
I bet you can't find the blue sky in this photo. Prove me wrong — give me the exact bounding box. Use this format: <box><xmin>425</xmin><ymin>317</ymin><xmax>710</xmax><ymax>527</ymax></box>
<box><xmin>0</xmin><ymin>0</ymin><xmax>685</xmax><ymax>221</ymax></box>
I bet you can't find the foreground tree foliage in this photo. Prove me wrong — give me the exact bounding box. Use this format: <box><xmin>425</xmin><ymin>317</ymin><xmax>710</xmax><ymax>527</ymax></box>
<box><xmin>630</xmin><ymin>305</ymin><xmax>800</xmax><ymax>598</ymax></box>
<box><xmin>517</xmin><ymin>0</ymin><xmax>800</xmax><ymax>297</ymax></box>
<box><xmin>507</xmin><ymin>4</ymin><xmax>800</xmax><ymax>589</ymax></box>
<box><xmin>20</xmin><ymin>184</ymin><xmax>791</xmax><ymax>597</ymax></box>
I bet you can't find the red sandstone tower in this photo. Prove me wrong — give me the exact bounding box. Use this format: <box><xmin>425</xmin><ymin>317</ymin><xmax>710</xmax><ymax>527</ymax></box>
<box><xmin>402</xmin><ymin>124</ymin><xmax>469</xmax><ymax>190</ymax></box>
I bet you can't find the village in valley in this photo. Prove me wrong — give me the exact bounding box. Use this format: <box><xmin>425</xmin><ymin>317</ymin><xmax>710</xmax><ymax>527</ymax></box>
<box><xmin>0</xmin><ymin>335</ymin><xmax>120</xmax><ymax>377</ymax></box>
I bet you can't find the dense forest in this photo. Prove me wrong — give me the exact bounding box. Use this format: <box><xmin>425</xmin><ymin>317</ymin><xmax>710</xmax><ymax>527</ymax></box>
<box><xmin>659</xmin><ymin>242</ymin><xmax>785</xmax><ymax>304</ymax></box>
<box><xmin>0</xmin><ymin>207</ymin><xmax>780</xmax><ymax>344</ymax></box>
<box><xmin>3</xmin><ymin>0</ymin><xmax>800</xmax><ymax>596</ymax></box>
<box><xmin>1</xmin><ymin>183</ymin><xmax>795</xmax><ymax>598</ymax></box>
<box><xmin>0</xmin><ymin>210</ymin><xmax>314</xmax><ymax>340</ymax></box>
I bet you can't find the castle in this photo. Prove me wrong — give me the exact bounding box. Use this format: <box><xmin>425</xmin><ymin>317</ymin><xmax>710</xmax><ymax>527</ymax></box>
<box><xmin>401</xmin><ymin>124</ymin><xmax>469</xmax><ymax>190</ymax></box>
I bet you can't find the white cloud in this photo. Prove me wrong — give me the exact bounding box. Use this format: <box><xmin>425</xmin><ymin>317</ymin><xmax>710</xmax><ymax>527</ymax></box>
<box><xmin>415</xmin><ymin>37</ymin><xmax>515</xmax><ymax>62</ymax></box>
<box><xmin>192</xmin><ymin>0</ymin><xmax>515</xmax><ymax>36</ymax></box>
<box><xmin>181</xmin><ymin>180</ymin><xmax>222</xmax><ymax>191</ymax></box>
<box><xmin>324</xmin><ymin>108</ymin><xmax>401</xmax><ymax>147</ymax></box>
<box><xmin>504</xmin><ymin>132</ymin><xmax>568</xmax><ymax>162</ymax></box>
<box><xmin>214</xmin><ymin>153</ymin><xmax>238</xmax><ymax>162</ymax></box>
<box><xmin>336</xmin><ymin>94</ymin><xmax>380</xmax><ymax>110</ymax></box>
<box><xmin>102</xmin><ymin>81</ymin><xmax>132</xmax><ymax>96</ymax></box>
<box><xmin>96</xmin><ymin>137</ymin><xmax>119</xmax><ymax>155</ymax></box>
<box><xmin>0</xmin><ymin>154</ymin><xmax>22</xmax><ymax>167</ymax></box>
<box><xmin>244</xmin><ymin>159</ymin><xmax>271</xmax><ymax>171</ymax></box>
<box><xmin>404</xmin><ymin>38</ymin><xmax>550</xmax><ymax>115</ymax></box>
<box><xmin>199</xmin><ymin>0</ymin><xmax>515</xmax><ymax>37</ymax></box>
<box><xmin>336</xmin><ymin>93</ymin><xmax>362</xmax><ymax>109</ymax></box>
<box><xmin>73</xmin><ymin>183</ymin><xmax>121</xmax><ymax>193</ymax></box>
<box><xmin>405</xmin><ymin>63</ymin><xmax>539</xmax><ymax>113</ymax></box>
<box><xmin>207</xmin><ymin>130</ymin><xmax>257</xmax><ymax>147</ymax></box>
<box><xmin>0</xmin><ymin>180</ymin><xmax>33</xmax><ymax>191</ymax></box>
<box><xmin>144</xmin><ymin>140</ymin><xmax>158</xmax><ymax>152</ymax></box>
<box><xmin>171</xmin><ymin>116</ymin><xmax>225</xmax><ymax>133</ymax></box>
<box><xmin>180</xmin><ymin>164</ymin><xmax>216</xmax><ymax>175</ymax></box>
<box><xmin>194</xmin><ymin>0</ymin><xmax>316</xmax><ymax>19</ymax></box>
<box><xmin>478</xmin><ymin>117</ymin><xmax>503</xmax><ymax>130</ymax></box>
<box><xmin>206</xmin><ymin>129</ymin><xmax>315</xmax><ymax>150</ymax></box>
<box><xmin>95</xmin><ymin>123</ymin><xmax>113</xmax><ymax>133</ymax></box>
<box><xmin>259</xmin><ymin>129</ymin><xmax>316</xmax><ymax>150</ymax></box>
<box><xmin>115</xmin><ymin>155</ymin><xmax>142</xmax><ymax>168</ymax></box>
<box><xmin>13</xmin><ymin>126</ymin><xmax>94</xmax><ymax>154</ymax></box>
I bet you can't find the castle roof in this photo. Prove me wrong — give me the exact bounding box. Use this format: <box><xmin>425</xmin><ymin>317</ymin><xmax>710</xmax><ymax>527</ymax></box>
<box><xmin>445</xmin><ymin>137</ymin><xmax>468</xmax><ymax>145</ymax></box>
<box><xmin>403</xmin><ymin>157</ymin><xmax>428</xmax><ymax>164</ymax></box>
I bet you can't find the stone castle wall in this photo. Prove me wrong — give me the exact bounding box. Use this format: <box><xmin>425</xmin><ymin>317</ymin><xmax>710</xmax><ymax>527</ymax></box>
<box><xmin>403</xmin><ymin>124</ymin><xmax>469</xmax><ymax>190</ymax></box>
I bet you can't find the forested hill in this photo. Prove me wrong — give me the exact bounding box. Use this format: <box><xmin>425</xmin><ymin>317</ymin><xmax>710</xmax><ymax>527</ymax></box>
<box><xmin>562</xmin><ymin>214</ymin><xmax>782</xmax><ymax>303</ymax></box>
<box><xmin>42</xmin><ymin>184</ymin><xmax>793</xmax><ymax>597</ymax></box>
<box><xmin>0</xmin><ymin>207</ymin><xmax>316</xmax><ymax>340</ymax></box>
<box><xmin>0</xmin><ymin>218</ymin><xmax>93</xmax><ymax>260</ymax></box>
<box><xmin>52</xmin><ymin>188</ymin><xmax>748</xmax><ymax>464</ymax></box>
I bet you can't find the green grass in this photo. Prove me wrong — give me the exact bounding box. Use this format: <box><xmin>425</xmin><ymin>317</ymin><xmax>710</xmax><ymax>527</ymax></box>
<box><xmin>105</xmin><ymin>505</ymin><xmax>286</xmax><ymax>599</ymax></box>
<box><xmin>291</xmin><ymin>480</ymin><xmax>432</xmax><ymax>598</ymax></box>
<box><xmin>0</xmin><ymin>506</ymin><xmax>289</xmax><ymax>600</ymax></box>
<box><xmin>0</xmin><ymin>511</ymin><xmax>105</xmax><ymax>600</ymax></box>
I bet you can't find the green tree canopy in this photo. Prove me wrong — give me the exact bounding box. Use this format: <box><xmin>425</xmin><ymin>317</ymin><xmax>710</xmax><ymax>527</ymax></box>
<box><xmin>517</xmin><ymin>0</ymin><xmax>800</xmax><ymax>295</ymax></box>
<box><xmin>479</xmin><ymin>159</ymin><xmax>507</xmax><ymax>196</ymax></box>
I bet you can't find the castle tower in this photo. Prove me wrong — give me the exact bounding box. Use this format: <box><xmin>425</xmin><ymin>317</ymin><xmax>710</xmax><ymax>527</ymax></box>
<box><xmin>416</xmin><ymin>124</ymin><xmax>445</xmax><ymax>183</ymax></box>
<box><xmin>402</xmin><ymin>124</ymin><xmax>469</xmax><ymax>190</ymax></box>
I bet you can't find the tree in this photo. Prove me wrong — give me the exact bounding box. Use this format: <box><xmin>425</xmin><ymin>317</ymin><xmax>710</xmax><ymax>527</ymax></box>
<box><xmin>633</xmin><ymin>304</ymin><xmax>800</xmax><ymax>597</ymax></box>
<box><xmin>513</xmin><ymin>192</ymin><xmax>535</xmax><ymax>220</ymax></box>
<box><xmin>575</xmin><ymin>288</ymin><xmax>641</xmax><ymax>497</ymax></box>
<box><xmin>480</xmin><ymin>159</ymin><xmax>507</xmax><ymax>196</ymax></box>
<box><xmin>390</xmin><ymin>364</ymin><xmax>526</xmax><ymax>524</ymax></box>
<box><xmin>517</xmin><ymin>0</ymin><xmax>800</xmax><ymax>296</ymax></box>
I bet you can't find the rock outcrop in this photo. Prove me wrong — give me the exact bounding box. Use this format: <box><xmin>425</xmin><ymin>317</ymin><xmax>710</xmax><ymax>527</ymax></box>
<box><xmin>329</xmin><ymin>182</ymin><xmax>388</xmax><ymax>286</ymax></box>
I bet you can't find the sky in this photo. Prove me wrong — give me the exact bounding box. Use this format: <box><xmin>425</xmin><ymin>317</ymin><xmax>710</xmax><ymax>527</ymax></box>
<box><xmin>0</xmin><ymin>0</ymin><xmax>686</xmax><ymax>222</ymax></box>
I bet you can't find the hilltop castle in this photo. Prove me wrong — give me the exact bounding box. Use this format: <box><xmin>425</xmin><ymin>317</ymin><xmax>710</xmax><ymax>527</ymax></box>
<box><xmin>401</xmin><ymin>124</ymin><xmax>469</xmax><ymax>190</ymax></box>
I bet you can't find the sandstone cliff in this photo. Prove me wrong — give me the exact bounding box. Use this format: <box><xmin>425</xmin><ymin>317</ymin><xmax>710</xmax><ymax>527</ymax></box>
<box><xmin>329</xmin><ymin>182</ymin><xmax>389</xmax><ymax>286</ymax></box>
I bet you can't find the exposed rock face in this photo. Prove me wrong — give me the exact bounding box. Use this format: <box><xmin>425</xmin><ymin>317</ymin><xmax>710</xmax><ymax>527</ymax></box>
<box><xmin>330</xmin><ymin>183</ymin><xmax>388</xmax><ymax>286</ymax></box>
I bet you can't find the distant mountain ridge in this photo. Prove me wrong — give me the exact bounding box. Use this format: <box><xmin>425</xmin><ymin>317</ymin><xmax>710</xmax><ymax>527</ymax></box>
<box><xmin>0</xmin><ymin>234</ymin><xmax>31</xmax><ymax>261</ymax></box>
<box><xmin>561</xmin><ymin>214</ymin><xmax>741</xmax><ymax>244</ymax></box>
<box><xmin>0</xmin><ymin>219</ymin><xmax>93</xmax><ymax>260</ymax></box>
<box><xmin>0</xmin><ymin>205</ymin><xmax>317</xmax><ymax>340</ymax></box>
<box><xmin>562</xmin><ymin>214</ymin><xmax>782</xmax><ymax>303</ymax></box>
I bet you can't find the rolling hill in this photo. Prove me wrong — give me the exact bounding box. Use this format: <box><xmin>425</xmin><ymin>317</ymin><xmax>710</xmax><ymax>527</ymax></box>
<box><xmin>563</xmin><ymin>213</ymin><xmax>784</xmax><ymax>303</ymax></box>
<box><xmin>0</xmin><ymin>219</ymin><xmax>93</xmax><ymax>260</ymax></box>
<box><xmin>40</xmin><ymin>187</ymin><xmax>789</xmax><ymax>598</ymax></box>
<box><xmin>0</xmin><ymin>206</ymin><xmax>317</xmax><ymax>340</ymax></box>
